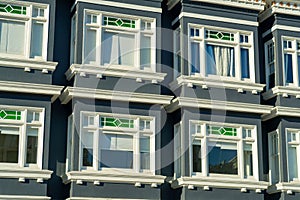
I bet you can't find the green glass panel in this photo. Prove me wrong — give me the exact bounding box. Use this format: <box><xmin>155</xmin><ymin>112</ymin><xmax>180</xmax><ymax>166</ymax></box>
<box><xmin>208</xmin><ymin>126</ymin><xmax>237</xmax><ymax>137</ymax></box>
<box><xmin>100</xmin><ymin>117</ymin><xmax>134</xmax><ymax>128</ymax></box>
<box><xmin>0</xmin><ymin>4</ymin><xmax>26</xmax><ymax>15</ymax></box>
<box><xmin>103</xmin><ymin>16</ymin><xmax>135</xmax><ymax>28</ymax></box>
<box><xmin>0</xmin><ymin>110</ymin><xmax>21</xmax><ymax>120</ymax></box>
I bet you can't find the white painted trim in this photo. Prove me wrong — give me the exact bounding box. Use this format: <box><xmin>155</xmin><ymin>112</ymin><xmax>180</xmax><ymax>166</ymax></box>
<box><xmin>271</xmin><ymin>25</ymin><xmax>300</xmax><ymax>33</ymax></box>
<box><xmin>74</xmin><ymin>0</ymin><xmax>162</xmax><ymax>13</ymax></box>
<box><xmin>0</xmin><ymin>168</ymin><xmax>52</xmax><ymax>180</ymax></box>
<box><xmin>167</xmin><ymin>0</ymin><xmax>180</xmax><ymax>10</ymax></box>
<box><xmin>0</xmin><ymin>195</ymin><xmax>50</xmax><ymax>200</ymax></box>
<box><xmin>0</xmin><ymin>56</ymin><xmax>58</xmax><ymax>72</ymax></box>
<box><xmin>179</xmin><ymin>12</ymin><xmax>259</xmax><ymax>26</ymax></box>
<box><xmin>67</xmin><ymin>198</ymin><xmax>146</xmax><ymax>200</ymax></box>
<box><xmin>0</xmin><ymin>81</ymin><xmax>63</xmax><ymax>102</ymax></box>
<box><xmin>262</xmin><ymin>86</ymin><xmax>300</xmax><ymax>100</ymax></box>
<box><xmin>165</xmin><ymin>97</ymin><xmax>272</xmax><ymax>114</ymax></box>
<box><xmin>66</xmin><ymin>64</ymin><xmax>166</xmax><ymax>83</ymax></box>
<box><xmin>63</xmin><ymin>171</ymin><xmax>166</xmax><ymax>185</ymax></box>
<box><xmin>170</xmin><ymin>75</ymin><xmax>265</xmax><ymax>93</ymax></box>
<box><xmin>267</xmin><ymin>182</ymin><xmax>300</xmax><ymax>194</ymax></box>
<box><xmin>190</xmin><ymin>0</ymin><xmax>265</xmax><ymax>11</ymax></box>
<box><xmin>171</xmin><ymin>176</ymin><xmax>269</xmax><ymax>190</ymax></box>
<box><xmin>262</xmin><ymin>106</ymin><xmax>300</xmax><ymax>121</ymax></box>
<box><xmin>60</xmin><ymin>87</ymin><xmax>173</xmax><ymax>105</ymax></box>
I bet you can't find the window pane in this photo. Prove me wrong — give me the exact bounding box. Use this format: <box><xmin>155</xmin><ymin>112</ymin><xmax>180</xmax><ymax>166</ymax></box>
<box><xmin>298</xmin><ymin>56</ymin><xmax>300</xmax><ymax>86</ymax></box>
<box><xmin>244</xmin><ymin>143</ymin><xmax>253</xmax><ymax>177</ymax></box>
<box><xmin>140</xmin><ymin>137</ymin><xmax>150</xmax><ymax>170</ymax></box>
<box><xmin>191</xmin><ymin>42</ymin><xmax>200</xmax><ymax>74</ymax></box>
<box><xmin>30</xmin><ymin>21</ymin><xmax>44</xmax><ymax>58</ymax></box>
<box><xmin>84</xmin><ymin>29</ymin><xmax>96</xmax><ymax>64</ymax></box>
<box><xmin>26</xmin><ymin>136</ymin><xmax>38</xmax><ymax>164</ymax></box>
<box><xmin>208</xmin><ymin>142</ymin><xmax>237</xmax><ymax>174</ymax></box>
<box><xmin>288</xmin><ymin>146</ymin><xmax>298</xmax><ymax>181</ymax></box>
<box><xmin>82</xmin><ymin>131</ymin><xmax>93</xmax><ymax>167</ymax></box>
<box><xmin>241</xmin><ymin>48</ymin><xmax>250</xmax><ymax>79</ymax></box>
<box><xmin>0</xmin><ymin>20</ymin><xmax>25</xmax><ymax>55</ymax></box>
<box><xmin>193</xmin><ymin>144</ymin><xmax>201</xmax><ymax>172</ymax></box>
<box><xmin>141</xmin><ymin>35</ymin><xmax>151</xmax><ymax>68</ymax></box>
<box><xmin>0</xmin><ymin>127</ymin><xmax>19</xmax><ymax>163</ymax></box>
<box><xmin>284</xmin><ymin>54</ymin><xmax>293</xmax><ymax>84</ymax></box>
<box><xmin>206</xmin><ymin>45</ymin><xmax>235</xmax><ymax>77</ymax></box>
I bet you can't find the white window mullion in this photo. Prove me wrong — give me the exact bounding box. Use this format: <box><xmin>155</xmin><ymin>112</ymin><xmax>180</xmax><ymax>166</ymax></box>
<box><xmin>97</xmin><ymin>14</ymin><xmax>102</xmax><ymax>65</ymax></box>
<box><xmin>238</xmin><ymin>127</ymin><xmax>244</xmax><ymax>179</ymax></box>
<box><xmin>249</xmin><ymin>33</ymin><xmax>255</xmax><ymax>82</ymax></box>
<box><xmin>235</xmin><ymin>32</ymin><xmax>241</xmax><ymax>80</ymax></box>
<box><xmin>42</xmin><ymin>6</ymin><xmax>49</xmax><ymax>60</ymax></box>
<box><xmin>135</xmin><ymin>118</ymin><xmax>140</xmax><ymax>172</ymax></box>
<box><xmin>136</xmin><ymin>19</ymin><xmax>141</xmax><ymax>69</ymax></box>
<box><xmin>151</xmin><ymin>19</ymin><xmax>156</xmax><ymax>72</ymax></box>
<box><xmin>293</xmin><ymin>40</ymin><xmax>299</xmax><ymax>86</ymax></box>
<box><xmin>25</xmin><ymin>6</ymin><xmax>32</xmax><ymax>58</ymax></box>
<box><xmin>200</xmin><ymin>28</ymin><xmax>206</xmax><ymax>76</ymax></box>
<box><xmin>37</xmin><ymin>109</ymin><xmax>45</xmax><ymax>169</ymax></box>
<box><xmin>202</xmin><ymin>124</ymin><xmax>208</xmax><ymax>176</ymax></box>
<box><xmin>252</xmin><ymin>127</ymin><xmax>259</xmax><ymax>180</ymax></box>
<box><xmin>93</xmin><ymin>130</ymin><xmax>99</xmax><ymax>170</ymax></box>
<box><xmin>19</xmin><ymin>110</ymin><xmax>27</xmax><ymax>167</ymax></box>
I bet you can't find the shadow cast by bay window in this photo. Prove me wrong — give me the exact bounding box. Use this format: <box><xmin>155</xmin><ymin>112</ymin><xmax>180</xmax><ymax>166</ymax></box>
<box><xmin>188</xmin><ymin>121</ymin><xmax>258</xmax><ymax>180</ymax></box>
<box><xmin>66</xmin><ymin>112</ymin><xmax>155</xmax><ymax>174</ymax></box>
<box><xmin>82</xmin><ymin>10</ymin><xmax>156</xmax><ymax>72</ymax></box>
<box><xmin>188</xmin><ymin>25</ymin><xmax>254</xmax><ymax>81</ymax></box>
<box><xmin>0</xmin><ymin>106</ymin><xmax>44</xmax><ymax>169</ymax></box>
<box><xmin>0</xmin><ymin>2</ymin><xmax>49</xmax><ymax>60</ymax></box>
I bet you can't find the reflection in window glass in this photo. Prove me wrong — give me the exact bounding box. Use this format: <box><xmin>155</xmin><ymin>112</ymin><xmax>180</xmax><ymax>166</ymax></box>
<box><xmin>0</xmin><ymin>127</ymin><xmax>19</xmax><ymax>163</ymax></box>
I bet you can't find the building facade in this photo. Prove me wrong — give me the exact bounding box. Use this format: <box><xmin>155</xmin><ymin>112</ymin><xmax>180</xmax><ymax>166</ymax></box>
<box><xmin>0</xmin><ymin>0</ymin><xmax>300</xmax><ymax>199</ymax></box>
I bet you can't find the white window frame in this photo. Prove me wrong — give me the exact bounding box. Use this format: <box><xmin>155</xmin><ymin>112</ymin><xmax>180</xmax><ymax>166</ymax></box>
<box><xmin>173</xmin><ymin>27</ymin><xmax>181</xmax><ymax>79</ymax></box>
<box><xmin>282</xmin><ymin>36</ymin><xmax>300</xmax><ymax>87</ymax></box>
<box><xmin>174</xmin><ymin>122</ymin><xmax>181</xmax><ymax>179</ymax></box>
<box><xmin>188</xmin><ymin>120</ymin><xmax>258</xmax><ymax>180</ymax></box>
<box><xmin>188</xmin><ymin>24</ymin><xmax>255</xmax><ymax>82</ymax></box>
<box><xmin>265</xmin><ymin>39</ymin><xmax>276</xmax><ymax>90</ymax></box>
<box><xmin>70</xmin><ymin>13</ymin><xmax>77</xmax><ymax>64</ymax></box>
<box><xmin>75</xmin><ymin>111</ymin><xmax>155</xmax><ymax>174</ymax></box>
<box><xmin>0</xmin><ymin>105</ymin><xmax>45</xmax><ymax>170</ymax></box>
<box><xmin>82</xmin><ymin>10</ymin><xmax>156</xmax><ymax>72</ymax></box>
<box><xmin>268</xmin><ymin>130</ymin><xmax>280</xmax><ymax>184</ymax></box>
<box><xmin>0</xmin><ymin>1</ymin><xmax>49</xmax><ymax>60</ymax></box>
<box><xmin>286</xmin><ymin>128</ymin><xmax>300</xmax><ymax>182</ymax></box>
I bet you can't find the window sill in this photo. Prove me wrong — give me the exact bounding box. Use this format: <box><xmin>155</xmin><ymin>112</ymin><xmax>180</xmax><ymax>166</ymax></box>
<box><xmin>263</xmin><ymin>86</ymin><xmax>300</xmax><ymax>100</ymax></box>
<box><xmin>0</xmin><ymin>167</ymin><xmax>52</xmax><ymax>182</ymax></box>
<box><xmin>66</xmin><ymin>64</ymin><xmax>166</xmax><ymax>83</ymax></box>
<box><xmin>0</xmin><ymin>56</ymin><xmax>58</xmax><ymax>73</ymax></box>
<box><xmin>170</xmin><ymin>75</ymin><xmax>265</xmax><ymax>94</ymax></box>
<box><xmin>171</xmin><ymin>176</ymin><xmax>269</xmax><ymax>192</ymax></box>
<box><xmin>267</xmin><ymin>182</ymin><xmax>300</xmax><ymax>194</ymax></box>
<box><xmin>0</xmin><ymin>195</ymin><xmax>51</xmax><ymax>200</ymax></box>
<box><xmin>63</xmin><ymin>170</ymin><xmax>166</xmax><ymax>187</ymax></box>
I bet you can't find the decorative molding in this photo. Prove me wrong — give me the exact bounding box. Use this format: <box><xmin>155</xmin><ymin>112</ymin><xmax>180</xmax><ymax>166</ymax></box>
<box><xmin>191</xmin><ymin>0</ymin><xmax>265</xmax><ymax>11</ymax></box>
<box><xmin>271</xmin><ymin>25</ymin><xmax>300</xmax><ymax>33</ymax></box>
<box><xmin>67</xmin><ymin>198</ymin><xmax>146</xmax><ymax>200</ymax></box>
<box><xmin>63</xmin><ymin>171</ymin><xmax>166</xmax><ymax>186</ymax></box>
<box><xmin>74</xmin><ymin>0</ymin><xmax>162</xmax><ymax>13</ymax></box>
<box><xmin>0</xmin><ymin>56</ymin><xmax>58</xmax><ymax>72</ymax></box>
<box><xmin>165</xmin><ymin>97</ymin><xmax>272</xmax><ymax>114</ymax></box>
<box><xmin>170</xmin><ymin>75</ymin><xmax>265</xmax><ymax>93</ymax></box>
<box><xmin>171</xmin><ymin>176</ymin><xmax>269</xmax><ymax>191</ymax></box>
<box><xmin>262</xmin><ymin>106</ymin><xmax>300</xmax><ymax>121</ymax></box>
<box><xmin>60</xmin><ymin>87</ymin><xmax>174</xmax><ymax>105</ymax></box>
<box><xmin>178</xmin><ymin>12</ymin><xmax>259</xmax><ymax>26</ymax></box>
<box><xmin>0</xmin><ymin>167</ymin><xmax>52</xmax><ymax>181</ymax></box>
<box><xmin>0</xmin><ymin>81</ymin><xmax>63</xmax><ymax>102</ymax></box>
<box><xmin>167</xmin><ymin>0</ymin><xmax>180</xmax><ymax>10</ymax></box>
<box><xmin>267</xmin><ymin>182</ymin><xmax>300</xmax><ymax>194</ymax></box>
<box><xmin>0</xmin><ymin>195</ymin><xmax>50</xmax><ymax>200</ymax></box>
<box><xmin>66</xmin><ymin>64</ymin><xmax>166</xmax><ymax>83</ymax></box>
<box><xmin>262</xmin><ymin>86</ymin><xmax>300</xmax><ymax>101</ymax></box>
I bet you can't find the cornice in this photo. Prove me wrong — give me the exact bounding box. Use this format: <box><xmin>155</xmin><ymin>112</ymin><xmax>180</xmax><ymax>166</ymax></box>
<box><xmin>262</xmin><ymin>106</ymin><xmax>300</xmax><ymax>121</ymax></box>
<box><xmin>0</xmin><ymin>167</ymin><xmax>52</xmax><ymax>182</ymax></box>
<box><xmin>0</xmin><ymin>195</ymin><xmax>50</xmax><ymax>200</ymax></box>
<box><xmin>262</xmin><ymin>86</ymin><xmax>300</xmax><ymax>100</ymax></box>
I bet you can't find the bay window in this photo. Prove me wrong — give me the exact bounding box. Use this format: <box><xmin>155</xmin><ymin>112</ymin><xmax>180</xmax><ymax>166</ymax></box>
<box><xmin>0</xmin><ymin>2</ymin><xmax>48</xmax><ymax>60</ymax></box>
<box><xmin>282</xmin><ymin>38</ymin><xmax>300</xmax><ymax>86</ymax></box>
<box><xmin>83</xmin><ymin>11</ymin><xmax>155</xmax><ymax>71</ymax></box>
<box><xmin>189</xmin><ymin>121</ymin><xmax>257</xmax><ymax>179</ymax></box>
<box><xmin>68</xmin><ymin>112</ymin><xmax>155</xmax><ymax>173</ymax></box>
<box><xmin>286</xmin><ymin>129</ymin><xmax>300</xmax><ymax>182</ymax></box>
<box><xmin>188</xmin><ymin>25</ymin><xmax>254</xmax><ymax>81</ymax></box>
<box><xmin>0</xmin><ymin>106</ymin><xmax>44</xmax><ymax>169</ymax></box>
<box><xmin>268</xmin><ymin>131</ymin><xmax>280</xmax><ymax>184</ymax></box>
<box><xmin>265</xmin><ymin>40</ymin><xmax>275</xmax><ymax>89</ymax></box>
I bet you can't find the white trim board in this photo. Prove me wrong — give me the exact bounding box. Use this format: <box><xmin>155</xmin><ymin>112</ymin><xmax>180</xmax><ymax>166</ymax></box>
<box><xmin>262</xmin><ymin>86</ymin><xmax>300</xmax><ymax>100</ymax></box>
<box><xmin>0</xmin><ymin>168</ymin><xmax>52</xmax><ymax>180</ymax></box>
<box><xmin>165</xmin><ymin>97</ymin><xmax>272</xmax><ymax>114</ymax></box>
<box><xmin>267</xmin><ymin>182</ymin><xmax>300</xmax><ymax>194</ymax></box>
<box><xmin>60</xmin><ymin>87</ymin><xmax>174</xmax><ymax>105</ymax></box>
<box><xmin>262</xmin><ymin>106</ymin><xmax>300</xmax><ymax>121</ymax></box>
<box><xmin>66</xmin><ymin>64</ymin><xmax>166</xmax><ymax>83</ymax></box>
<box><xmin>0</xmin><ymin>195</ymin><xmax>50</xmax><ymax>200</ymax></box>
<box><xmin>191</xmin><ymin>0</ymin><xmax>265</xmax><ymax>11</ymax></box>
<box><xmin>73</xmin><ymin>0</ymin><xmax>162</xmax><ymax>13</ymax></box>
<box><xmin>67</xmin><ymin>198</ymin><xmax>147</xmax><ymax>200</ymax></box>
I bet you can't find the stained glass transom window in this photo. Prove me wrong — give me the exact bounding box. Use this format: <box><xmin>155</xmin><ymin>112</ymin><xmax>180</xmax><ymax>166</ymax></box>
<box><xmin>100</xmin><ymin>117</ymin><xmax>134</xmax><ymax>128</ymax></box>
<box><xmin>208</xmin><ymin>126</ymin><xmax>237</xmax><ymax>136</ymax></box>
<box><xmin>0</xmin><ymin>110</ymin><xmax>21</xmax><ymax>120</ymax></box>
<box><xmin>0</xmin><ymin>4</ymin><xmax>26</xmax><ymax>15</ymax></box>
<box><xmin>206</xmin><ymin>30</ymin><xmax>234</xmax><ymax>41</ymax></box>
<box><xmin>103</xmin><ymin>16</ymin><xmax>136</xmax><ymax>28</ymax></box>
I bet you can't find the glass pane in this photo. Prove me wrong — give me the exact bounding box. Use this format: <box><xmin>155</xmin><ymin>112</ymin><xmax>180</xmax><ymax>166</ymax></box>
<box><xmin>244</xmin><ymin>143</ymin><xmax>253</xmax><ymax>177</ymax></box>
<box><xmin>83</xmin><ymin>148</ymin><xmax>93</xmax><ymax>167</ymax></box>
<box><xmin>140</xmin><ymin>35</ymin><xmax>151</xmax><ymax>68</ymax></box>
<box><xmin>206</xmin><ymin>45</ymin><xmax>235</xmax><ymax>77</ymax></box>
<box><xmin>84</xmin><ymin>28</ymin><xmax>96</xmax><ymax>64</ymax></box>
<box><xmin>82</xmin><ymin>131</ymin><xmax>93</xmax><ymax>167</ymax></box>
<box><xmin>30</xmin><ymin>21</ymin><xmax>44</xmax><ymax>58</ymax></box>
<box><xmin>298</xmin><ymin>56</ymin><xmax>300</xmax><ymax>86</ymax></box>
<box><xmin>140</xmin><ymin>137</ymin><xmax>150</xmax><ymax>170</ymax></box>
<box><xmin>0</xmin><ymin>127</ymin><xmax>19</xmax><ymax>163</ymax></box>
<box><xmin>193</xmin><ymin>144</ymin><xmax>201</xmax><ymax>172</ymax></box>
<box><xmin>241</xmin><ymin>48</ymin><xmax>250</xmax><ymax>79</ymax></box>
<box><xmin>208</xmin><ymin>142</ymin><xmax>238</xmax><ymax>174</ymax></box>
<box><xmin>288</xmin><ymin>146</ymin><xmax>298</xmax><ymax>181</ymax></box>
<box><xmin>100</xmin><ymin>149</ymin><xmax>133</xmax><ymax>168</ymax></box>
<box><xmin>191</xmin><ymin>42</ymin><xmax>200</xmax><ymax>74</ymax></box>
<box><xmin>26</xmin><ymin>135</ymin><xmax>38</xmax><ymax>164</ymax></box>
<box><xmin>119</xmin><ymin>33</ymin><xmax>135</xmax><ymax>66</ymax></box>
<box><xmin>0</xmin><ymin>20</ymin><xmax>25</xmax><ymax>55</ymax></box>
<box><xmin>284</xmin><ymin>54</ymin><xmax>293</xmax><ymax>84</ymax></box>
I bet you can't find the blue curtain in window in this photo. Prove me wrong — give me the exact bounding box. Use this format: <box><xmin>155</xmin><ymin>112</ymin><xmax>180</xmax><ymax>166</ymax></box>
<box><xmin>206</xmin><ymin>44</ymin><xmax>235</xmax><ymax>77</ymax></box>
<box><xmin>241</xmin><ymin>48</ymin><xmax>250</xmax><ymax>79</ymax></box>
<box><xmin>284</xmin><ymin>54</ymin><xmax>293</xmax><ymax>84</ymax></box>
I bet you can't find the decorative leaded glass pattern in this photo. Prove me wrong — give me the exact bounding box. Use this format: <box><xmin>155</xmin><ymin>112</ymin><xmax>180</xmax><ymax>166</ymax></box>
<box><xmin>100</xmin><ymin>117</ymin><xmax>134</xmax><ymax>128</ymax></box>
<box><xmin>0</xmin><ymin>4</ymin><xmax>26</xmax><ymax>15</ymax></box>
<box><xmin>0</xmin><ymin>110</ymin><xmax>21</xmax><ymax>120</ymax></box>
<box><xmin>205</xmin><ymin>30</ymin><xmax>234</xmax><ymax>41</ymax></box>
<box><xmin>208</xmin><ymin>125</ymin><xmax>237</xmax><ymax>136</ymax></box>
<box><xmin>103</xmin><ymin>16</ymin><xmax>136</xmax><ymax>28</ymax></box>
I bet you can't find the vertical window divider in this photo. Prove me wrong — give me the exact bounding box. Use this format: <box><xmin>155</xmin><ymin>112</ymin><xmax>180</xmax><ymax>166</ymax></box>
<box><xmin>235</xmin><ymin>32</ymin><xmax>241</xmax><ymax>80</ymax></box>
<box><xmin>97</xmin><ymin>13</ymin><xmax>102</xmax><ymax>65</ymax></box>
<box><xmin>136</xmin><ymin>19</ymin><xmax>141</xmax><ymax>69</ymax></box>
<box><xmin>249</xmin><ymin>33</ymin><xmax>255</xmax><ymax>82</ymax></box>
<box><xmin>151</xmin><ymin>18</ymin><xmax>156</xmax><ymax>72</ymax></box>
<box><xmin>19</xmin><ymin>110</ymin><xmax>27</xmax><ymax>167</ymax></box>
<box><xmin>25</xmin><ymin>5</ymin><xmax>32</xmax><ymax>59</ymax></box>
<box><xmin>42</xmin><ymin>5</ymin><xmax>49</xmax><ymax>60</ymax></box>
<box><xmin>238</xmin><ymin>127</ymin><xmax>244</xmax><ymax>179</ymax></box>
<box><xmin>202</xmin><ymin>124</ymin><xmax>208</xmax><ymax>176</ymax></box>
<box><xmin>200</xmin><ymin>28</ymin><xmax>205</xmax><ymax>76</ymax></box>
<box><xmin>78</xmin><ymin>113</ymin><xmax>83</xmax><ymax>170</ymax></box>
<box><xmin>293</xmin><ymin>40</ymin><xmax>299</xmax><ymax>86</ymax></box>
<box><xmin>93</xmin><ymin>129</ymin><xmax>99</xmax><ymax>170</ymax></box>
<box><xmin>252</xmin><ymin>126</ymin><xmax>259</xmax><ymax>180</ymax></box>
<box><xmin>135</xmin><ymin>118</ymin><xmax>140</xmax><ymax>173</ymax></box>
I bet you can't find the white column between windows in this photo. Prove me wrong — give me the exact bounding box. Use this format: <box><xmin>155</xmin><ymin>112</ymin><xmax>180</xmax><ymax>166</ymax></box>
<box><xmin>235</xmin><ymin>32</ymin><xmax>241</xmax><ymax>80</ymax></box>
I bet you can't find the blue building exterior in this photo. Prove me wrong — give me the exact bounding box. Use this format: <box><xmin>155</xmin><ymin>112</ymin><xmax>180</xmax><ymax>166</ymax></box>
<box><xmin>0</xmin><ymin>0</ymin><xmax>300</xmax><ymax>199</ymax></box>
